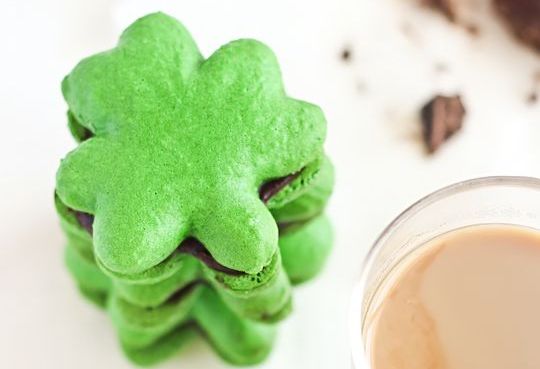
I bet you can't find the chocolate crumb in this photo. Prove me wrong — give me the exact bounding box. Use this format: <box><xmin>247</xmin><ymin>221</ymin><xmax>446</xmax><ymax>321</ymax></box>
<box><xmin>527</xmin><ymin>91</ymin><xmax>538</xmax><ymax>104</ymax></box>
<box><xmin>526</xmin><ymin>71</ymin><xmax>540</xmax><ymax>104</ymax></box>
<box><xmin>420</xmin><ymin>95</ymin><xmax>466</xmax><ymax>153</ymax></box>
<box><xmin>421</xmin><ymin>0</ymin><xmax>457</xmax><ymax>22</ymax></box>
<box><xmin>341</xmin><ymin>48</ymin><xmax>352</xmax><ymax>62</ymax></box>
<box><xmin>493</xmin><ymin>0</ymin><xmax>540</xmax><ymax>52</ymax></box>
<box><xmin>465</xmin><ymin>23</ymin><xmax>480</xmax><ymax>36</ymax></box>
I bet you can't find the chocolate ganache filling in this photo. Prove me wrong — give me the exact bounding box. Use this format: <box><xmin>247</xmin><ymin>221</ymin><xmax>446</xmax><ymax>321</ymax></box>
<box><xmin>259</xmin><ymin>171</ymin><xmax>300</xmax><ymax>203</ymax></box>
<box><xmin>74</xmin><ymin>211</ymin><xmax>94</xmax><ymax>235</ymax></box>
<box><xmin>177</xmin><ymin>238</ymin><xmax>243</xmax><ymax>275</ymax></box>
<box><xmin>67</xmin><ymin>169</ymin><xmax>309</xmax><ymax>275</ymax></box>
<box><xmin>69</xmin><ymin>209</ymin><xmax>243</xmax><ymax>275</ymax></box>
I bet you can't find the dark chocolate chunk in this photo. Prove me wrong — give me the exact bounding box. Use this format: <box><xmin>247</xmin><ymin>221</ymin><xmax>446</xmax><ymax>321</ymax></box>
<box><xmin>259</xmin><ymin>171</ymin><xmax>301</xmax><ymax>203</ymax></box>
<box><xmin>493</xmin><ymin>0</ymin><xmax>540</xmax><ymax>52</ymax></box>
<box><xmin>177</xmin><ymin>238</ymin><xmax>243</xmax><ymax>275</ymax></box>
<box><xmin>421</xmin><ymin>0</ymin><xmax>457</xmax><ymax>22</ymax></box>
<box><xmin>420</xmin><ymin>95</ymin><xmax>466</xmax><ymax>153</ymax></box>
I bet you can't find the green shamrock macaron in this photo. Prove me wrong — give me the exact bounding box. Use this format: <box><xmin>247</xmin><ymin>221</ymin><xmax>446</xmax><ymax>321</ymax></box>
<box><xmin>56</xmin><ymin>12</ymin><xmax>333</xmax><ymax>365</ymax></box>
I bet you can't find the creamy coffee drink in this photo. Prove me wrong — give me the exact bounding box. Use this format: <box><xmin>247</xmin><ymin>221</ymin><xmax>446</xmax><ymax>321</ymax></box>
<box><xmin>368</xmin><ymin>225</ymin><xmax>540</xmax><ymax>369</ymax></box>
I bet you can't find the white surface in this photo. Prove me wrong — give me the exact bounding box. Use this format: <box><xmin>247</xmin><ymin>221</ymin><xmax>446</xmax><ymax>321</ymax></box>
<box><xmin>1</xmin><ymin>0</ymin><xmax>540</xmax><ymax>368</ymax></box>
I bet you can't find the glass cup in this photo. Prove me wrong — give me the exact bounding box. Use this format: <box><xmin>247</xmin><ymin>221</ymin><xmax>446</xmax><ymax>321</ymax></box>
<box><xmin>349</xmin><ymin>176</ymin><xmax>540</xmax><ymax>369</ymax></box>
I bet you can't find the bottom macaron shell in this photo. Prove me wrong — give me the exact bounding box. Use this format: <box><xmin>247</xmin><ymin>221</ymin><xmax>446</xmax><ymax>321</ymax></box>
<box><xmin>122</xmin><ymin>286</ymin><xmax>276</xmax><ymax>367</ymax></box>
<box><xmin>192</xmin><ymin>286</ymin><xmax>277</xmax><ymax>366</ymax></box>
<box><xmin>121</xmin><ymin>324</ymin><xmax>198</xmax><ymax>367</ymax></box>
<box><xmin>279</xmin><ymin>214</ymin><xmax>333</xmax><ymax>285</ymax></box>
<box><xmin>64</xmin><ymin>242</ymin><xmax>277</xmax><ymax>365</ymax></box>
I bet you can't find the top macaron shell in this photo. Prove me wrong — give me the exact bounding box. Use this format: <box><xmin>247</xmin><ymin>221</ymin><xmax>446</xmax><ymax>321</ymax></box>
<box><xmin>56</xmin><ymin>12</ymin><xmax>328</xmax><ymax>276</ymax></box>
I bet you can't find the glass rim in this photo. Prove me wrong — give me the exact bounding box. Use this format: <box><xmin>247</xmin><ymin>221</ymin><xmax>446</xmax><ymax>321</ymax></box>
<box><xmin>348</xmin><ymin>175</ymin><xmax>540</xmax><ymax>368</ymax></box>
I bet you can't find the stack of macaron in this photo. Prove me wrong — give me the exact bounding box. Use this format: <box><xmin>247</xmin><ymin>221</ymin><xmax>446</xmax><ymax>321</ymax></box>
<box><xmin>55</xmin><ymin>12</ymin><xmax>333</xmax><ymax>366</ymax></box>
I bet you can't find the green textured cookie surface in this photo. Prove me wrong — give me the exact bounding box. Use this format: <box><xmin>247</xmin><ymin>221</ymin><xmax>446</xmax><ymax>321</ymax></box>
<box><xmin>57</xmin><ymin>11</ymin><xmax>327</xmax><ymax>276</ymax></box>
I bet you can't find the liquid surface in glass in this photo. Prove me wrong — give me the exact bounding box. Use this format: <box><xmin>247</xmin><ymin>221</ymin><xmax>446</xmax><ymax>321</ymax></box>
<box><xmin>368</xmin><ymin>224</ymin><xmax>540</xmax><ymax>369</ymax></box>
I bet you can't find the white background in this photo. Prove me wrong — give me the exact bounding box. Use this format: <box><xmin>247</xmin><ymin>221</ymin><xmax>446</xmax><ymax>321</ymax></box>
<box><xmin>1</xmin><ymin>0</ymin><xmax>540</xmax><ymax>368</ymax></box>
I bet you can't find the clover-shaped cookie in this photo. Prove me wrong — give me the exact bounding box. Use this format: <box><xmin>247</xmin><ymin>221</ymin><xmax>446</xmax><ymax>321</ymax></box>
<box><xmin>57</xmin><ymin>12</ymin><xmax>326</xmax><ymax>277</ymax></box>
<box><xmin>56</xmin><ymin>12</ymin><xmax>333</xmax><ymax>365</ymax></box>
